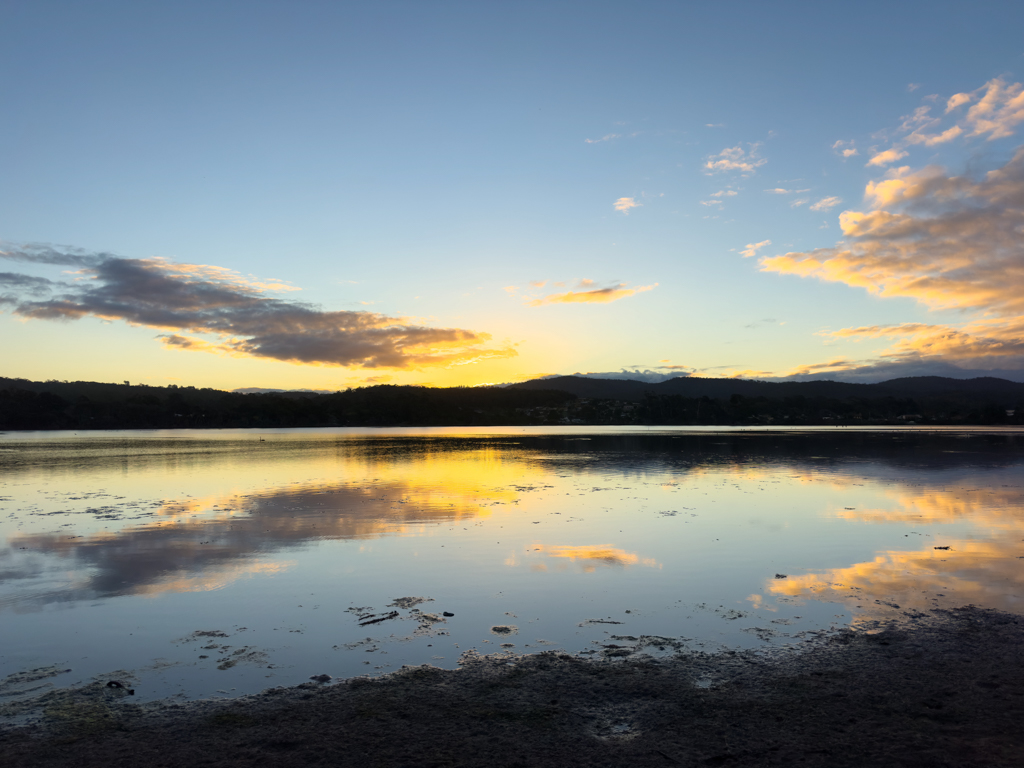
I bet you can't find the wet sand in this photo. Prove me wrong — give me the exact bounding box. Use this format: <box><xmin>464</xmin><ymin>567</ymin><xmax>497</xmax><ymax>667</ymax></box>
<box><xmin>2</xmin><ymin>607</ymin><xmax>1023</xmax><ymax>768</ymax></box>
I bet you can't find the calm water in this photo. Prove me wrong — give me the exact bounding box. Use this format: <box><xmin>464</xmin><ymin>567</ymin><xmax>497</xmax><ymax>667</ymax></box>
<box><xmin>2</xmin><ymin>427</ymin><xmax>1023</xmax><ymax>705</ymax></box>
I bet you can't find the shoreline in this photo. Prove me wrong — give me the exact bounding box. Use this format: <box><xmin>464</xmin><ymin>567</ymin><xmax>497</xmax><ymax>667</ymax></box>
<box><xmin>3</xmin><ymin>606</ymin><xmax>1023</xmax><ymax>767</ymax></box>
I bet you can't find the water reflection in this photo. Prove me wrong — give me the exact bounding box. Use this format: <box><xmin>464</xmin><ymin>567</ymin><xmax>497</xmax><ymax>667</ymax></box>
<box><xmin>515</xmin><ymin>545</ymin><xmax>660</xmax><ymax>572</ymax></box>
<box><xmin>768</xmin><ymin>473</ymin><xmax>1024</xmax><ymax>620</ymax></box>
<box><xmin>768</xmin><ymin>538</ymin><xmax>1024</xmax><ymax>619</ymax></box>
<box><xmin>3</xmin><ymin>478</ymin><xmax>500</xmax><ymax>609</ymax></box>
<box><xmin>2</xmin><ymin>429</ymin><xmax>1023</xmax><ymax>628</ymax></box>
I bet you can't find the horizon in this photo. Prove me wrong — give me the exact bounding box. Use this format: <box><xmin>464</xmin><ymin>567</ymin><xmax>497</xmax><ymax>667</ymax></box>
<box><xmin>8</xmin><ymin>370</ymin><xmax>1024</xmax><ymax>396</ymax></box>
<box><xmin>3</xmin><ymin>2</ymin><xmax>1024</xmax><ymax>388</ymax></box>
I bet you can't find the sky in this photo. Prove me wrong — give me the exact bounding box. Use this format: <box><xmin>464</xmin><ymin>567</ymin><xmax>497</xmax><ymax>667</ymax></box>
<box><xmin>3</xmin><ymin>0</ymin><xmax>1024</xmax><ymax>391</ymax></box>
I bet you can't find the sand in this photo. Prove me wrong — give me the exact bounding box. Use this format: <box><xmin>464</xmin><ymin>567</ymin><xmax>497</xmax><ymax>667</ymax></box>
<box><xmin>2</xmin><ymin>606</ymin><xmax>1023</xmax><ymax>767</ymax></box>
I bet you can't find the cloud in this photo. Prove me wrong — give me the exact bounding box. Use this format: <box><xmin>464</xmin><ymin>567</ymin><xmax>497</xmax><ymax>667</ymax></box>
<box><xmin>907</xmin><ymin>83</ymin><xmax>921</xmax><ymax>92</ymax></box>
<box><xmin>585</xmin><ymin>133</ymin><xmax>622</xmax><ymax>144</ymax></box>
<box><xmin>0</xmin><ymin>271</ymin><xmax>57</xmax><ymax>300</ymax></box>
<box><xmin>860</xmin><ymin>78</ymin><xmax>1024</xmax><ymax>178</ymax></box>
<box><xmin>700</xmin><ymin>199</ymin><xmax>723</xmax><ymax>206</ymax></box>
<box><xmin>613</xmin><ymin>197</ymin><xmax>641</xmax><ymax>213</ymax></box>
<box><xmin>739</xmin><ymin>239</ymin><xmax>772</xmax><ymax>258</ymax></box>
<box><xmin>809</xmin><ymin>196</ymin><xmax>842</xmax><ymax>211</ymax></box>
<box><xmin>832</xmin><ymin>139</ymin><xmax>859</xmax><ymax>158</ymax></box>
<box><xmin>905</xmin><ymin>124</ymin><xmax>963</xmax><ymax>147</ymax></box>
<box><xmin>528</xmin><ymin>280</ymin><xmax>547</xmax><ymax>289</ymax></box>
<box><xmin>527</xmin><ymin>281</ymin><xmax>657</xmax><ymax>306</ymax></box>
<box><xmin>0</xmin><ymin>245</ymin><xmax>515</xmax><ymax>369</ymax></box>
<box><xmin>704</xmin><ymin>144</ymin><xmax>766</xmax><ymax>175</ymax></box>
<box><xmin>866</xmin><ymin>148</ymin><xmax>908</xmax><ymax>167</ymax></box>
<box><xmin>759</xmin><ymin>147</ymin><xmax>1024</xmax><ymax>379</ymax></box>
<box><xmin>710</xmin><ymin>190</ymin><xmax>738</xmax><ymax>197</ymax></box>
<box><xmin>764</xmin><ymin>187</ymin><xmax>810</xmax><ymax>195</ymax></box>
<box><xmin>790</xmin><ymin>198</ymin><xmax>809</xmax><ymax>207</ymax></box>
<box><xmin>945</xmin><ymin>92</ymin><xmax>973</xmax><ymax>113</ymax></box>
<box><xmin>947</xmin><ymin>77</ymin><xmax>1024</xmax><ymax>140</ymax></box>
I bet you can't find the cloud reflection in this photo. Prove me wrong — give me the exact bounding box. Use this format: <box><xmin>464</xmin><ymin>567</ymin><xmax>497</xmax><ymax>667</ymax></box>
<box><xmin>531</xmin><ymin>544</ymin><xmax>660</xmax><ymax>572</ymax></box>
<box><xmin>2</xmin><ymin>478</ymin><xmax>496</xmax><ymax>610</ymax></box>
<box><xmin>768</xmin><ymin>537</ymin><xmax>1024</xmax><ymax>621</ymax></box>
<box><xmin>769</xmin><ymin>476</ymin><xmax>1024</xmax><ymax>620</ymax></box>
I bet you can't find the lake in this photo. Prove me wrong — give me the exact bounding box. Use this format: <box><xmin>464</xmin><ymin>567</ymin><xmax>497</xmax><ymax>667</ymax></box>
<box><xmin>2</xmin><ymin>426</ymin><xmax>1023</xmax><ymax>707</ymax></box>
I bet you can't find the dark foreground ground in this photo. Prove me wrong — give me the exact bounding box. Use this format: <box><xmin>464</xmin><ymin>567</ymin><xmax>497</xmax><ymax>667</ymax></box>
<box><xmin>3</xmin><ymin>607</ymin><xmax>1023</xmax><ymax>768</ymax></box>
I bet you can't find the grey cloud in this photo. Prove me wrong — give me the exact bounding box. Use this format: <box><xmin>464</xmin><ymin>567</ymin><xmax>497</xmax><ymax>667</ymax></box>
<box><xmin>0</xmin><ymin>272</ymin><xmax>58</xmax><ymax>302</ymax></box>
<box><xmin>0</xmin><ymin>246</ymin><xmax>515</xmax><ymax>369</ymax></box>
<box><xmin>0</xmin><ymin>243</ymin><xmax>102</xmax><ymax>267</ymax></box>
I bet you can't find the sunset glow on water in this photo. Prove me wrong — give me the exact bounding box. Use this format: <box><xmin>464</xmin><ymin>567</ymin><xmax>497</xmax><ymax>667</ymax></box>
<box><xmin>2</xmin><ymin>428</ymin><xmax>1023</xmax><ymax>705</ymax></box>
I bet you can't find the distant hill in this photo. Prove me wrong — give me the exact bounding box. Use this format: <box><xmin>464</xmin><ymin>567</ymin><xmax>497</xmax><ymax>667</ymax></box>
<box><xmin>510</xmin><ymin>374</ymin><xmax>1024</xmax><ymax>402</ymax></box>
<box><xmin>2</xmin><ymin>374</ymin><xmax>1022</xmax><ymax>430</ymax></box>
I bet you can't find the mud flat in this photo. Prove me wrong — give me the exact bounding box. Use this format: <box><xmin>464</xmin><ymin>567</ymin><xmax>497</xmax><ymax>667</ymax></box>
<box><xmin>2</xmin><ymin>607</ymin><xmax>1023</xmax><ymax>768</ymax></box>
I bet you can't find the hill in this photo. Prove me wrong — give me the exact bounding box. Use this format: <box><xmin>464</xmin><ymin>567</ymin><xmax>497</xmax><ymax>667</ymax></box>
<box><xmin>1</xmin><ymin>374</ymin><xmax>1022</xmax><ymax>430</ymax></box>
<box><xmin>511</xmin><ymin>374</ymin><xmax>1024</xmax><ymax>403</ymax></box>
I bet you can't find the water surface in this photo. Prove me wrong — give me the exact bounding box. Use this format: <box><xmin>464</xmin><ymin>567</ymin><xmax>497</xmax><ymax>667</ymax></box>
<box><xmin>2</xmin><ymin>427</ymin><xmax>1023</xmax><ymax>704</ymax></box>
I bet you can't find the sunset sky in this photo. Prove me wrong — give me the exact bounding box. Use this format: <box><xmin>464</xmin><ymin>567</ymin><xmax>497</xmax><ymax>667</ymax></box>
<box><xmin>3</xmin><ymin>1</ymin><xmax>1024</xmax><ymax>391</ymax></box>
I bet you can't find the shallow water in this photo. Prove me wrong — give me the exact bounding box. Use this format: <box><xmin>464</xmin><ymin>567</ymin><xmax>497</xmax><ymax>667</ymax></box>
<box><xmin>2</xmin><ymin>426</ymin><xmax>1023</xmax><ymax>705</ymax></box>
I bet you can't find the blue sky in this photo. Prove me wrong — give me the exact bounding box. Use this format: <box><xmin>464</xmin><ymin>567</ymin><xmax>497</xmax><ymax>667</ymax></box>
<box><xmin>3</xmin><ymin>1</ymin><xmax>1024</xmax><ymax>389</ymax></box>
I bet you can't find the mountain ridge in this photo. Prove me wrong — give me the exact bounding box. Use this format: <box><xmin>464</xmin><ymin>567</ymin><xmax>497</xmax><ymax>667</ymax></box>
<box><xmin>510</xmin><ymin>374</ymin><xmax>1024</xmax><ymax>402</ymax></box>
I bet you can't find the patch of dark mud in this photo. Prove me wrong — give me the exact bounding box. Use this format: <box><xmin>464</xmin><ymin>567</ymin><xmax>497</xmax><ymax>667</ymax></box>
<box><xmin>387</xmin><ymin>596</ymin><xmax>433</xmax><ymax>609</ymax></box>
<box><xmin>3</xmin><ymin>607</ymin><xmax>1024</xmax><ymax>767</ymax></box>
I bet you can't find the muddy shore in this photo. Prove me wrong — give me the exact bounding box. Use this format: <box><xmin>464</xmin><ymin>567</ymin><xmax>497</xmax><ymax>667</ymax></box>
<box><xmin>2</xmin><ymin>607</ymin><xmax>1023</xmax><ymax>768</ymax></box>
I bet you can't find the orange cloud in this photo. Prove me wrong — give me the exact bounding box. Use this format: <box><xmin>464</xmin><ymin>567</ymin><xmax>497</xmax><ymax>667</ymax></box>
<box><xmin>857</xmin><ymin>78</ymin><xmax>1024</xmax><ymax>186</ymax></box>
<box><xmin>527</xmin><ymin>282</ymin><xmax>657</xmax><ymax>306</ymax></box>
<box><xmin>832</xmin><ymin>140</ymin><xmax>858</xmax><ymax>158</ymax></box>
<box><xmin>866</xmin><ymin>148</ymin><xmax>908</xmax><ymax>167</ymax></box>
<box><xmin>705</xmin><ymin>144</ymin><xmax>766</xmax><ymax>174</ymax></box>
<box><xmin>809</xmin><ymin>196</ymin><xmax>842</xmax><ymax>211</ymax></box>
<box><xmin>757</xmin><ymin>146</ymin><xmax>1024</xmax><ymax>376</ymax></box>
<box><xmin>613</xmin><ymin>197</ymin><xmax>641</xmax><ymax>213</ymax></box>
<box><xmin>951</xmin><ymin>77</ymin><xmax>1024</xmax><ymax>140</ymax></box>
<box><xmin>740</xmin><ymin>240</ymin><xmax>771</xmax><ymax>258</ymax></box>
<box><xmin>824</xmin><ymin>321</ymin><xmax>1024</xmax><ymax>364</ymax></box>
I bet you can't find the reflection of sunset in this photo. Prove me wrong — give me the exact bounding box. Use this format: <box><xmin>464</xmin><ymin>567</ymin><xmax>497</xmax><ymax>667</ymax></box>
<box><xmin>832</xmin><ymin>485</ymin><xmax>1024</xmax><ymax>529</ymax></box>
<box><xmin>134</xmin><ymin>560</ymin><xmax>293</xmax><ymax>597</ymax></box>
<box><xmin>4</xmin><ymin>444</ymin><xmax>551</xmax><ymax>608</ymax></box>
<box><xmin>5</xmin><ymin>432</ymin><xmax>1024</xmax><ymax>637</ymax></box>
<box><xmin>768</xmin><ymin>537</ymin><xmax>1024</xmax><ymax>620</ymax></box>
<box><xmin>533</xmin><ymin>544</ymin><xmax>659</xmax><ymax>572</ymax></box>
<box><xmin>764</xmin><ymin>471</ymin><xmax>1024</xmax><ymax>620</ymax></box>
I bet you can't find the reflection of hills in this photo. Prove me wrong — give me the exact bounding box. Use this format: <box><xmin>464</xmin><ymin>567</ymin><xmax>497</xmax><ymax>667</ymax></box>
<box><xmin>2</xmin><ymin>479</ymin><xmax>492</xmax><ymax>610</ymax></box>
<box><xmin>4</xmin><ymin>432</ymin><xmax>1023</xmax><ymax>478</ymax></box>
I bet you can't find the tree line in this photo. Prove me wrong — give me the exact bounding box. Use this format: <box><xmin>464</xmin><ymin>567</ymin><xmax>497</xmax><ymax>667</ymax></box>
<box><xmin>0</xmin><ymin>377</ymin><xmax>1021</xmax><ymax>430</ymax></box>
